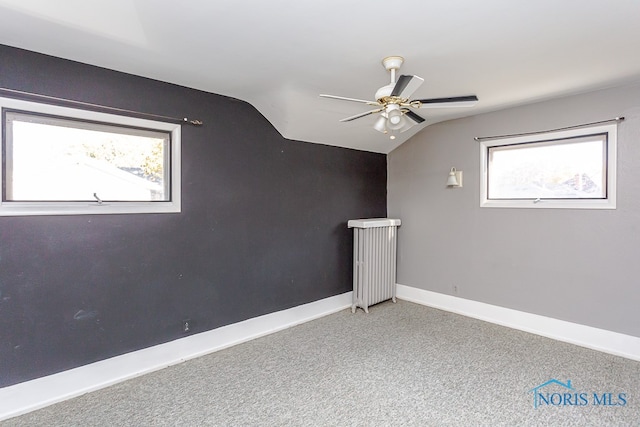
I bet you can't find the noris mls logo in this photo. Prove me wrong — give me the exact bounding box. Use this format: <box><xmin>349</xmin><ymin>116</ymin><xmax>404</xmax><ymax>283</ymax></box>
<box><xmin>529</xmin><ymin>379</ymin><xmax>627</xmax><ymax>409</ymax></box>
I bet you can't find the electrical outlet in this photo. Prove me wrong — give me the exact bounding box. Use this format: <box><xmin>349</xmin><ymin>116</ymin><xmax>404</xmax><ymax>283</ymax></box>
<box><xmin>453</xmin><ymin>285</ymin><xmax>458</xmax><ymax>295</ymax></box>
<box><xmin>183</xmin><ymin>319</ymin><xmax>191</xmax><ymax>333</ymax></box>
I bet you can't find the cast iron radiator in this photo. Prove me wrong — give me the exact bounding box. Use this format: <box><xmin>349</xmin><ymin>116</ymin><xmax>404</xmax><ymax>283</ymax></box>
<box><xmin>347</xmin><ymin>218</ymin><xmax>401</xmax><ymax>313</ymax></box>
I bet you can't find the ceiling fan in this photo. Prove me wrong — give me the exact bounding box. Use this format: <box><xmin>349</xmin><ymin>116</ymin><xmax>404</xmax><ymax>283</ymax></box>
<box><xmin>320</xmin><ymin>56</ymin><xmax>478</xmax><ymax>139</ymax></box>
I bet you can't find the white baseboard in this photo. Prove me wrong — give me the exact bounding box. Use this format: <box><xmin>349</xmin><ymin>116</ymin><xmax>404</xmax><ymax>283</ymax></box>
<box><xmin>396</xmin><ymin>284</ymin><xmax>640</xmax><ymax>362</ymax></box>
<box><xmin>0</xmin><ymin>292</ymin><xmax>352</xmax><ymax>421</ymax></box>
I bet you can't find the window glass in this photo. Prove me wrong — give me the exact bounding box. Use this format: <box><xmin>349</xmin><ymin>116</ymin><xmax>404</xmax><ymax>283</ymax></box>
<box><xmin>487</xmin><ymin>134</ymin><xmax>607</xmax><ymax>200</ymax></box>
<box><xmin>6</xmin><ymin>112</ymin><xmax>170</xmax><ymax>202</ymax></box>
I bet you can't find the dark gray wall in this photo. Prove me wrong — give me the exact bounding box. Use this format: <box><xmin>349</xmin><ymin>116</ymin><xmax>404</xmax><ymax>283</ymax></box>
<box><xmin>0</xmin><ymin>45</ymin><xmax>387</xmax><ymax>387</ymax></box>
<box><xmin>388</xmin><ymin>81</ymin><xmax>640</xmax><ymax>338</ymax></box>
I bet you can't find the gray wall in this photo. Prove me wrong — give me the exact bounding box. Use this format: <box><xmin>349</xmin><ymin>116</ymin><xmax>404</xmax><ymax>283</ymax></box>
<box><xmin>388</xmin><ymin>81</ymin><xmax>640</xmax><ymax>338</ymax></box>
<box><xmin>0</xmin><ymin>45</ymin><xmax>387</xmax><ymax>387</ymax></box>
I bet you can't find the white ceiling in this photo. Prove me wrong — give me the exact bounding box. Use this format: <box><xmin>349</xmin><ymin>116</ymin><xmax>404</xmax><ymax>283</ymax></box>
<box><xmin>1</xmin><ymin>0</ymin><xmax>640</xmax><ymax>153</ymax></box>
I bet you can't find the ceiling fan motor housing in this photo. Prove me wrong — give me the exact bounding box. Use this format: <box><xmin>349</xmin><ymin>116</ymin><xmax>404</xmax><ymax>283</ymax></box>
<box><xmin>375</xmin><ymin>84</ymin><xmax>395</xmax><ymax>101</ymax></box>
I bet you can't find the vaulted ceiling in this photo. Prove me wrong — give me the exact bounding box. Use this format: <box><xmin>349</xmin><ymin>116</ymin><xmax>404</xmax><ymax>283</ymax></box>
<box><xmin>1</xmin><ymin>0</ymin><xmax>640</xmax><ymax>153</ymax></box>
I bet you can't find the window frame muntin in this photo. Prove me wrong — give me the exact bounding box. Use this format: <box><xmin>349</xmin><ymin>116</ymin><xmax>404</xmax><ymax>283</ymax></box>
<box><xmin>480</xmin><ymin>123</ymin><xmax>617</xmax><ymax>210</ymax></box>
<box><xmin>0</xmin><ymin>96</ymin><xmax>181</xmax><ymax>216</ymax></box>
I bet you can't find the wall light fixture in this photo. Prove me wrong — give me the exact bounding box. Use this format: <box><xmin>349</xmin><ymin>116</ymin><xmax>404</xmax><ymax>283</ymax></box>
<box><xmin>447</xmin><ymin>167</ymin><xmax>463</xmax><ymax>188</ymax></box>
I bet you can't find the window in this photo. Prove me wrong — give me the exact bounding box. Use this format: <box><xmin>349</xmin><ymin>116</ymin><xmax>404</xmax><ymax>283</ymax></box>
<box><xmin>480</xmin><ymin>124</ymin><xmax>617</xmax><ymax>209</ymax></box>
<box><xmin>1</xmin><ymin>97</ymin><xmax>181</xmax><ymax>216</ymax></box>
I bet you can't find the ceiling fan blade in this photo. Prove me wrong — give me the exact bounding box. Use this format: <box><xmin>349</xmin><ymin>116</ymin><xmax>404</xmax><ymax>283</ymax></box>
<box><xmin>339</xmin><ymin>108</ymin><xmax>384</xmax><ymax>122</ymax></box>
<box><xmin>404</xmin><ymin>110</ymin><xmax>425</xmax><ymax>124</ymax></box>
<box><xmin>320</xmin><ymin>94</ymin><xmax>379</xmax><ymax>105</ymax></box>
<box><xmin>415</xmin><ymin>95</ymin><xmax>478</xmax><ymax>108</ymax></box>
<box><xmin>391</xmin><ymin>75</ymin><xmax>424</xmax><ymax>99</ymax></box>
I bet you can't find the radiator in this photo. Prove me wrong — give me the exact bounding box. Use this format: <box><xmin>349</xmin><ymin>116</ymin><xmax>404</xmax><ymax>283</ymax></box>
<box><xmin>348</xmin><ymin>218</ymin><xmax>401</xmax><ymax>313</ymax></box>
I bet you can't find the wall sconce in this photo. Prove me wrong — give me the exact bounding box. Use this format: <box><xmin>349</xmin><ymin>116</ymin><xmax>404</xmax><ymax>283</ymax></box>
<box><xmin>447</xmin><ymin>167</ymin><xmax>463</xmax><ymax>188</ymax></box>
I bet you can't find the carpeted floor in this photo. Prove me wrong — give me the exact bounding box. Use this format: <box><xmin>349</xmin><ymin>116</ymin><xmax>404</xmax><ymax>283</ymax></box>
<box><xmin>3</xmin><ymin>300</ymin><xmax>639</xmax><ymax>426</ymax></box>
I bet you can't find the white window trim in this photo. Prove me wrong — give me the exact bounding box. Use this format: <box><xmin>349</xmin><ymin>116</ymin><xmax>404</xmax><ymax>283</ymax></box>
<box><xmin>480</xmin><ymin>123</ymin><xmax>617</xmax><ymax>209</ymax></box>
<box><xmin>0</xmin><ymin>96</ymin><xmax>181</xmax><ymax>216</ymax></box>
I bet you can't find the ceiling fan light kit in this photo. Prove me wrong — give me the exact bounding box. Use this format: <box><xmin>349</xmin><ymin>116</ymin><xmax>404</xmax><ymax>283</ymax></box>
<box><xmin>373</xmin><ymin>115</ymin><xmax>387</xmax><ymax>133</ymax></box>
<box><xmin>386</xmin><ymin>104</ymin><xmax>404</xmax><ymax>129</ymax></box>
<box><xmin>320</xmin><ymin>56</ymin><xmax>479</xmax><ymax>139</ymax></box>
